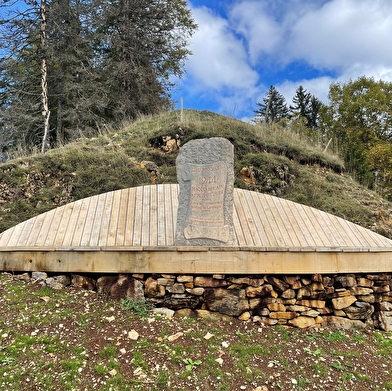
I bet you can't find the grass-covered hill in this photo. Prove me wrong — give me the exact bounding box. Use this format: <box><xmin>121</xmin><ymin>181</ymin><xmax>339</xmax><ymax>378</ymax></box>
<box><xmin>1</xmin><ymin>109</ymin><xmax>392</xmax><ymax>239</ymax></box>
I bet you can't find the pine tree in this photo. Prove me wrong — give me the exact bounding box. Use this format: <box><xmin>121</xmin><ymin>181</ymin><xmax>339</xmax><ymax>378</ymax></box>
<box><xmin>254</xmin><ymin>86</ymin><xmax>289</xmax><ymax>124</ymax></box>
<box><xmin>290</xmin><ymin>86</ymin><xmax>311</xmax><ymax>121</ymax></box>
<box><xmin>307</xmin><ymin>96</ymin><xmax>322</xmax><ymax>130</ymax></box>
<box><xmin>0</xmin><ymin>0</ymin><xmax>197</xmax><ymax>153</ymax></box>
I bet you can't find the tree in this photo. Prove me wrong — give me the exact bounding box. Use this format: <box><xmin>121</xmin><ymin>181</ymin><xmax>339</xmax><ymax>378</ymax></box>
<box><xmin>290</xmin><ymin>86</ymin><xmax>322</xmax><ymax>130</ymax></box>
<box><xmin>320</xmin><ymin>76</ymin><xmax>392</xmax><ymax>186</ymax></box>
<box><xmin>254</xmin><ymin>86</ymin><xmax>289</xmax><ymax>124</ymax></box>
<box><xmin>0</xmin><ymin>0</ymin><xmax>197</xmax><ymax>153</ymax></box>
<box><xmin>290</xmin><ymin>86</ymin><xmax>311</xmax><ymax>120</ymax></box>
<box><xmin>307</xmin><ymin>95</ymin><xmax>322</xmax><ymax>130</ymax></box>
<box><xmin>90</xmin><ymin>0</ymin><xmax>197</xmax><ymax>122</ymax></box>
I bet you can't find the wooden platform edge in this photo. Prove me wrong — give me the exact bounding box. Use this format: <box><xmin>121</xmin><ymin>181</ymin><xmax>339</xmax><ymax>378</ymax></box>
<box><xmin>1</xmin><ymin>248</ymin><xmax>392</xmax><ymax>274</ymax></box>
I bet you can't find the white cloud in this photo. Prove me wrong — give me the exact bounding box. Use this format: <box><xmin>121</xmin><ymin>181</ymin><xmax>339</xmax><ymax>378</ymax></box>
<box><xmin>229</xmin><ymin>1</ymin><xmax>283</xmax><ymax>64</ymax></box>
<box><xmin>187</xmin><ymin>6</ymin><xmax>259</xmax><ymax>90</ymax></box>
<box><xmin>179</xmin><ymin>0</ymin><xmax>392</xmax><ymax>119</ymax></box>
<box><xmin>288</xmin><ymin>0</ymin><xmax>392</xmax><ymax>70</ymax></box>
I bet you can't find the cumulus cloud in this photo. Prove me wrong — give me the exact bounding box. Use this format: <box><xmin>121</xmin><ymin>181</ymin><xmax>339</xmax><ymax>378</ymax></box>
<box><xmin>288</xmin><ymin>0</ymin><xmax>392</xmax><ymax>70</ymax></box>
<box><xmin>186</xmin><ymin>6</ymin><xmax>258</xmax><ymax>90</ymax></box>
<box><xmin>179</xmin><ymin>0</ymin><xmax>392</xmax><ymax>119</ymax></box>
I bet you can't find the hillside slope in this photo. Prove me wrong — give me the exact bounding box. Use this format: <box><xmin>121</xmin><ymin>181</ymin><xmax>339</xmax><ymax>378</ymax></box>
<box><xmin>1</xmin><ymin>110</ymin><xmax>392</xmax><ymax>239</ymax></box>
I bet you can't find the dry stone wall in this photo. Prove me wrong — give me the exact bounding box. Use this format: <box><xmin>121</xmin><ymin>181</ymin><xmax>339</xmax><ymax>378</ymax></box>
<box><xmin>25</xmin><ymin>271</ymin><xmax>392</xmax><ymax>331</ymax></box>
<box><xmin>68</xmin><ymin>272</ymin><xmax>392</xmax><ymax>332</ymax></box>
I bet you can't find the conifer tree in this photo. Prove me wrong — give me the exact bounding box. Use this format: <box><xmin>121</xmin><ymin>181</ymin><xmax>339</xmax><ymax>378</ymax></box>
<box><xmin>254</xmin><ymin>86</ymin><xmax>289</xmax><ymax>124</ymax></box>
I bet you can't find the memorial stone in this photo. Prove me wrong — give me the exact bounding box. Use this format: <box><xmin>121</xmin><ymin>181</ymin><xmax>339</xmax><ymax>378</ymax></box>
<box><xmin>175</xmin><ymin>137</ymin><xmax>234</xmax><ymax>246</ymax></box>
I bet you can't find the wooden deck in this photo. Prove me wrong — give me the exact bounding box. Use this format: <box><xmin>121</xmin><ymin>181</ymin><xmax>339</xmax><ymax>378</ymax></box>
<box><xmin>1</xmin><ymin>184</ymin><xmax>392</xmax><ymax>274</ymax></box>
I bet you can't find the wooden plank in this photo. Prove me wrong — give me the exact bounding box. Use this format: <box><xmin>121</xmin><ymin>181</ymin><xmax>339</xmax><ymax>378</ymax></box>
<box><xmin>250</xmin><ymin>192</ymin><xmax>274</xmax><ymax>247</ymax></box>
<box><xmin>234</xmin><ymin>189</ymin><xmax>254</xmax><ymax>246</ymax></box>
<box><xmin>89</xmin><ymin>193</ymin><xmax>107</xmax><ymax>247</ymax></box>
<box><xmin>171</xmin><ymin>184</ymin><xmax>179</xmax><ymax>240</ymax></box>
<box><xmin>157</xmin><ymin>184</ymin><xmax>166</xmax><ymax>246</ymax></box>
<box><xmin>80</xmin><ymin>195</ymin><xmax>99</xmax><ymax>247</ymax></box>
<box><xmin>35</xmin><ymin>204</ymin><xmax>64</xmax><ymax>246</ymax></box>
<box><xmin>24</xmin><ymin>210</ymin><xmax>48</xmax><ymax>246</ymax></box>
<box><xmin>149</xmin><ymin>185</ymin><xmax>158</xmax><ymax>246</ymax></box>
<box><xmin>298</xmin><ymin>203</ymin><xmax>330</xmax><ymax>247</ymax></box>
<box><xmin>347</xmin><ymin>219</ymin><xmax>386</xmax><ymax>247</ymax></box>
<box><xmin>69</xmin><ymin>197</ymin><xmax>91</xmax><ymax>247</ymax></box>
<box><xmin>164</xmin><ymin>184</ymin><xmax>174</xmax><ymax>245</ymax></box>
<box><xmin>62</xmin><ymin>199</ymin><xmax>83</xmax><ymax>246</ymax></box>
<box><xmin>270</xmin><ymin>196</ymin><xmax>302</xmax><ymax>247</ymax></box>
<box><xmin>53</xmin><ymin>204</ymin><xmax>74</xmax><ymax>247</ymax></box>
<box><xmin>15</xmin><ymin>215</ymin><xmax>40</xmax><ymax>247</ymax></box>
<box><xmin>115</xmin><ymin>189</ymin><xmax>129</xmax><ymax>246</ymax></box>
<box><xmin>132</xmin><ymin>186</ymin><xmax>144</xmax><ymax>246</ymax></box>
<box><xmin>0</xmin><ymin>225</ymin><xmax>15</xmax><ymax>247</ymax></box>
<box><xmin>141</xmin><ymin>185</ymin><xmax>151</xmax><ymax>246</ymax></box>
<box><xmin>262</xmin><ymin>194</ymin><xmax>287</xmax><ymax>247</ymax></box>
<box><xmin>313</xmin><ymin>209</ymin><xmax>342</xmax><ymax>246</ymax></box>
<box><xmin>247</xmin><ymin>192</ymin><xmax>271</xmax><ymax>246</ymax></box>
<box><xmin>238</xmin><ymin>190</ymin><xmax>263</xmax><ymax>246</ymax></box>
<box><xmin>325</xmin><ymin>213</ymin><xmax>361</xmax><ymax>246</ymax></box>
<box><xmin>43</xmin><ymin>204</ymin><xmax>68</xmax><ymax>247</ymax></box>
<box><xmin>232</xmin><ymin>191</ymin><xmax>245</xmax><ymax>246</ymax></box>
<box><xmin>2</xmin><ymin>248</ymin><xmax>392</xmax><ymax>274</ymax></box>
<box><xmin>98</xmin><ymin>191</ymin><xmax>115</xmax><ymax>247</ymax></box>
<box><xmin>279</xmin><ymin>199</ymin><xmax>312</xmax><ymax>247</ymax></box>
<box><xmin>123</xmin><ymin>188</ymin><xmax>136</xmax><ymax>246</ymax></box>
<box><xmin>106</xmin><ymin>190</ymin><xmax>121</xmax><ymax>246</ymax></box>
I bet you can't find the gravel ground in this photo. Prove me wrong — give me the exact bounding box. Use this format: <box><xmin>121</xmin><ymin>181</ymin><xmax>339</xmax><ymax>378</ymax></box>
<box><xmin>1</xmin><ymin>273</ymin><xmax>392</xmax><ymax>391</ymax></box>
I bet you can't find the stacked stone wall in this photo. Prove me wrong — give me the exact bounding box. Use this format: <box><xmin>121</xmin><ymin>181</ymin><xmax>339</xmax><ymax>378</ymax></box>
<box><xmin>27</xmin><ymin>271</ymin><xmax>392</xmax><ymax>331</ymax></box>
<box><xmin>82</xmin><ymin>272</ymin><xmax>392</xmax><ymax>331</ymax></box>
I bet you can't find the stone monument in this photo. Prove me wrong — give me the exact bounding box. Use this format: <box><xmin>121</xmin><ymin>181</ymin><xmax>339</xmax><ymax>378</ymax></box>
<box><xmin>175</xmin><ymin>137</ymin><xmax>234</xmax><ymax>246</ymax></box>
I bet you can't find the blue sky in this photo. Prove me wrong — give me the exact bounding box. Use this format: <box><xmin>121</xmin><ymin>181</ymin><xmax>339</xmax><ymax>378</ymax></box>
<box><xmin>172</xmin><ymin>0</ymin><xmax>392</xmax><ymax>121</ymax></box>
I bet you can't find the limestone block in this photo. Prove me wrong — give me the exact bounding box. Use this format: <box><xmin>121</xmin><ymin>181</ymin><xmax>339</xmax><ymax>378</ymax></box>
<box><xmin>311</xmin><ymin>274</ymin><xmax>323</xmax><ymax>282</ymax></box>
<box><xmin>186</xmin><ymin>287</ymin><xmax>205</xmax><ymax>296</ymax></box>
<box><xmin>281</xmin><ymin>289</ymin><xmax>296</xmax><ymax>299</ymax></box>
<box><xmin>380</xmin><ymin>301</ymin><xmax>392</xmax><ymax>311</ymax></box>
<box><xmin>373</xmin><ymin>285</ymin><xmax>390</xmax><ymax>293</ymax></box>
<box><xmin>332</xmin><ymin>295</ymin><xmax>356</xmax><ymax>310</ymax></box>
<box><xmin>204</xmin><ymin>288</ymin><xmax>249</xmax><ymax>317</ymax></box>
<box><xmin>166</xmin><ymin>283</ymin><xmax>185</xmax><ymax>294</ymax></box>
<box><xmin>267</xmin><ymin>276</ymin><xmax>289</xmax><ymax>292</ymax></box>
<box><xmin>297</xmin><ymin>299</ymin><xmax>326</xmax><ymax>309</ymax></box>
<box><xmin>269</xmin><ymin>311</ymin><xmax>297</xmax><ymax>320</ymax></box>
<box><xmin>357</xmin><ymin>294</ymin><xmax>375</xmax><ymax>303</ymax></box>
<box><xmin>227</xmin><ymin>277</ymin><xmax>264</xmax><ymax>287</ymax></box>
<box><xmin>324</xmin><ymin>316</ymin><xmax>367</xmax><ymax>330</ymax></box>
<box><xmin>379</xmin><ymin>312</ymin><xmax>392</xmax><ymax>332</ymax></box>
<box><xmin>267</xmin><ymin>303</ymin><xmax>286</xmax><ymax>312</ymax></box>
<box><xmin>246</xmin><ymin>284</ymin><xmax>273</xmax><ymax>298</ymax></box>
<box><xmin>177</xmin><ymin>275</ymin><xmax>194</xmax><ymax>283</ymax></box>
<box><xmin>283</xmin><ymin>276</ymin><xmax>300</xmax><ymax>285</ymax></box>
<box><xmin>345</xmin><ymin>303</ymin><xmax>374</xmax><ymax>320</ymax></box>
<box><xmin>96</xmin><ymin>275</ymin><xmax>144</xmax><ymax>300</ymax></box>
<box><xmin>72</xmin><ymin>275</ymin><xmax>96</xmax><ymax>290</ymax></box>
<box><xmin>302</xmin><ymin>309</ymin><xmax>320</xmax><ymax>318</ymax></box>
<box><xmin>194</xmin><ymin>276</ymin><xmax>228</xmax><ymax>288</ymax></box>
<box><xmin>288</xmin><ymin>316</ymin><xmax>316</xmax><ymax>329</ymax></box>
<box><xmin>335</xmin><ymin>275</ymin><xmax>356</xmax><ymax>288</ymax></box>
<box><xmin>145</xmin><ymin>277</ymin><xmax>165</xmax><ymax>298</ymax></box>
<box><xmin>351</xmin><ymin>287</ymin><xmax>373</xmax><ymax>295</ymax></box>
<box><xmin>357</xmin><ymin>278</ymin><xmax>374</xmax><ymax>287</ymax></box>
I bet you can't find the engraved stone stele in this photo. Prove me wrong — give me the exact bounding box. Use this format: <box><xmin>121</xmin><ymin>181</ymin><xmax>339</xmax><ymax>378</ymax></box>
<box><xmin>175</xmin><ymin>137</ymin><xmax>234</xmax><ymax>246</ymax></box>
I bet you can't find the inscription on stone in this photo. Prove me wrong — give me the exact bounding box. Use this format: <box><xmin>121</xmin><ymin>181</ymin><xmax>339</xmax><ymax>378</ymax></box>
<box><xmin>175</xmin><ymin>137</ymin><xmax>234</xmax><ymax>246</ymax></box>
